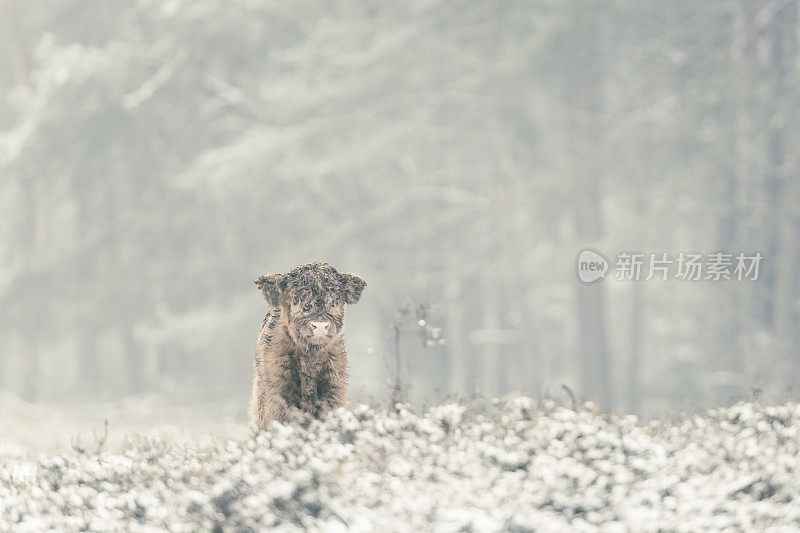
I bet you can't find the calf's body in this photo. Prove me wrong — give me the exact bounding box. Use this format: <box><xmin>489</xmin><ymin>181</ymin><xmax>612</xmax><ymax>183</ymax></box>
<box><xmin>250</xmin><ymin>262</ymin><xmax>365</xmax><ymax>427</ymax></box>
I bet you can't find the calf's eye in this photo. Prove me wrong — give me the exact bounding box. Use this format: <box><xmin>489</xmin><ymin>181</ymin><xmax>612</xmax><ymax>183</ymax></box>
<box><xmin>293</xmin><ymin>296</ymin><xmax>300</xmax><ymax>304</ymax></box>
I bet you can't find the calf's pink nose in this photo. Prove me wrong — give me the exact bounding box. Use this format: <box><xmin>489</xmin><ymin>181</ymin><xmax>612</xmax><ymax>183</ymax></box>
<box><xmin>310</xmin><ymin>321</ymin><xmax>330</xmax><ymax>336</ymax></box>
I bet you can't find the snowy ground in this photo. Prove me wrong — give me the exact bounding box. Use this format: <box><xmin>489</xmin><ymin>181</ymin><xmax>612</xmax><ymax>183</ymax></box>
<box><xmin>1</xmin><ymin>396</ymin><xmax>799</xmax><ymax>532</ymax></box>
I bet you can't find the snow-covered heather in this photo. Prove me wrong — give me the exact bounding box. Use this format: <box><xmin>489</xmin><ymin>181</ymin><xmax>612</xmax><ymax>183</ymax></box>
<box><xmin>1</xmin><ymin>398</ymin><xmax>799</xmax><ymax>532</ymax></box>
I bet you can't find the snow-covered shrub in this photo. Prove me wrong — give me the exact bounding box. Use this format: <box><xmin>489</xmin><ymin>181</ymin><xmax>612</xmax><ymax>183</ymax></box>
<box><xmin>1</xmin><ymin>399</ymin><xmax>799</xmax><ymax>531</ymax></box>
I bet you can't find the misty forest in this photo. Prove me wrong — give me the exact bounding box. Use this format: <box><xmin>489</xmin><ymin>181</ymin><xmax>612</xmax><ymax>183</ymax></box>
<box><xmin>1</xmin><ymin>1</ymin><xmax>800</xmax><ymax>530</ymax></box>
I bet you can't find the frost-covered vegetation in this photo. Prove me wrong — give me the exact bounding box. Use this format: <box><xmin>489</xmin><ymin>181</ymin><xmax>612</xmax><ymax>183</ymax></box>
<box><xmin>2</xmin><ymin>398</ymin><xmax>799</xmax><ymax>531</ymax></box>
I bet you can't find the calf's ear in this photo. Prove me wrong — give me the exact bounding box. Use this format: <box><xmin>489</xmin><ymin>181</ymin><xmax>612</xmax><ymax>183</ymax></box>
<box><xmin>340</xmin><ymin>272</ymin><xmax>366</xmax><ymax>304</ymax></box>
<box><xmin>255</xmin><ymin>273</ymin><xmax>286</xmax><ymax>307</ymax></box>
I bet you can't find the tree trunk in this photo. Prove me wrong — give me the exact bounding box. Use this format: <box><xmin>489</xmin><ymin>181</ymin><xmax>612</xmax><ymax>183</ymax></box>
<box><xmin>444</xmin><ymin>275</ymin><xmax>469</xmax><ymax>397</ymax></box>
<box><xmin>124</xmin><ymin>327</ymin><xmax>144</xmax><ymax>395</ymax></box>
<box><xmin>575</xmin><ymin>176</ymin><xmax>611</xmax><ymax>407</ymax></box>
<box><xmin>564</xmin><ymin>0</ymin><xmax>612</xmax><ymax>408</ymax></box>
<box><xmin>714</xmin><ymin>1</ymin><xmax>747</xmax><ymax>388</ymax></box>
<box><xmin>760</xmin><ymin>1</ymin><xmax>800</xmax><ymax>390</ymax></box>
<box><xmin>0</xmin><ymin>0</ymin><xmax>28</xmax><ymax>87</ymax></box>
<box><xmin>577</xmin><ymin>270</ymin><xmax>611</xmax><ymax>408</ymax></box>
<box><xmin>487</xmin><ymin>110</ymin><xmax>542</xmax><ymax>396</ymax></box>
<box><xmin>627</xmin><ymin>282</ymin><xmax>643</xmax><ymax>414</ymax></box>
<box><xmin>21</xmin><ymin>337</ymin><xmax>40</xmax><ymax>402</ymax></box>
<box><xmin>78</xmin><ymin>331</ymin><xmax>100</xmax><ymax>395</ymax></box>
<box><xmin>483</xmin><ymin>276</ymin><xmax>506</xmax><ymax>394</ymax></box>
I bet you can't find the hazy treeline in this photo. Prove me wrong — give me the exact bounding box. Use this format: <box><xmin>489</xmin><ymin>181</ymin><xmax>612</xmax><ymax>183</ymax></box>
<box><xmin>1</xmin><ymin>0</ymin><xmax>798</xmax><ymax>416</ymax></box>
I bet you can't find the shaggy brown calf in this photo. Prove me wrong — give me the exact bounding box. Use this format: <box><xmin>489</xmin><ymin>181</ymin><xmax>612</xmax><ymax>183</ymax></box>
<box><xmin>250</xmin><ymin>262</ymin><xmax>366</xmax><ymax>427</ymax></box>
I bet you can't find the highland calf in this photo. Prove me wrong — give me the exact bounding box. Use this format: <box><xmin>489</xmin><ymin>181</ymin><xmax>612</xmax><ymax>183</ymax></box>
<box><xmin>250</xmin><ymin>262</ymin><xmax>366</xmax><ymax>427</ymax></box>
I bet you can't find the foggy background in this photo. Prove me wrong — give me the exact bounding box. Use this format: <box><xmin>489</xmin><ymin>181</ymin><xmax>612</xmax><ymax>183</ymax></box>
<box><xmin>1</xmin><ymin>0</ymin><xmax>799</xmax><ymax>421</ymax></box>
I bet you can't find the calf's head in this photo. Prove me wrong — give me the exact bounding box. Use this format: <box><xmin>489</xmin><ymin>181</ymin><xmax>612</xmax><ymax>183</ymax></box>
<box><xmin>256</xmin><ymin>262</ymin><xmax>366</xmax><ymax>349</ymax></box>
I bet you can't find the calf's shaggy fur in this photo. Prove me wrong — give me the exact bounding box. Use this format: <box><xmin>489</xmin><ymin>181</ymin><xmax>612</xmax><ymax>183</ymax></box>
<box><xmin>250</xmin><ymin>262</ymin><xmax>366</xmax><ymax>427</ymax></box>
